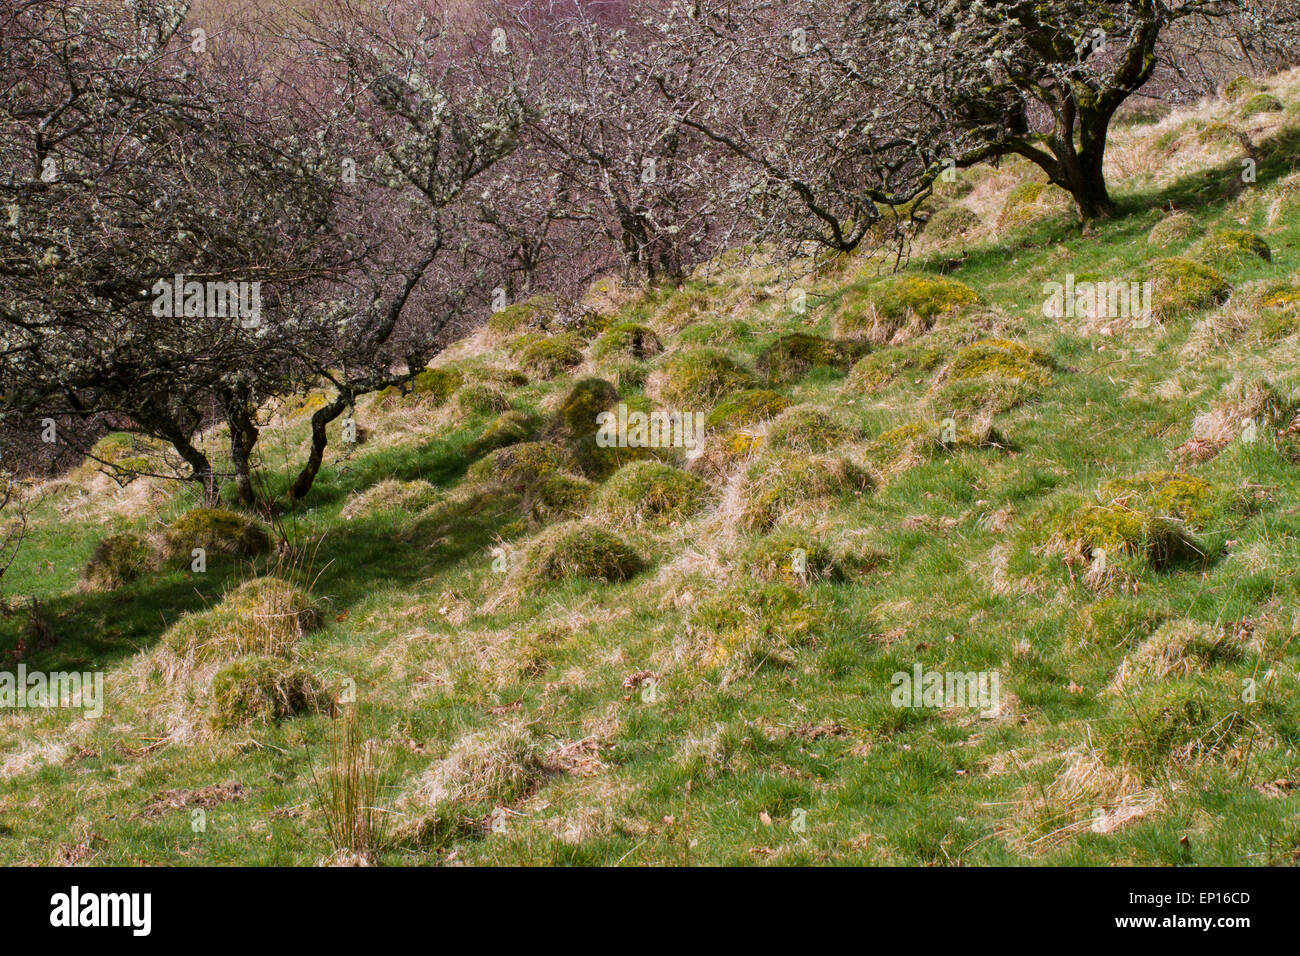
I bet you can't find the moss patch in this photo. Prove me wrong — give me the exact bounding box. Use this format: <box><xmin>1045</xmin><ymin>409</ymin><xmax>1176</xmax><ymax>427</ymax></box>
<box><xmin>756</xmin><ymin>333</ymin><xmax>865</xmax><ymax>384</ymax></box>
<box><xmin>209</xmin><ymin>656</ymin><xmax>324</xmax><ymax>731</ymax></box>
<box><xmin>591</xmin><ymin>323</ymin><xmax>662</xmax><ymax>360</ymax></box>
<box><xmin>650</xmin><ymin>348</ymin><xmax>756</xmax><ymax>406</ymax></box>
<box><xmin>835</xmin><ymin>275</ymin><xmax>979</xmax><ymax>343</ymax></box>
<box><xmin>507</xmin><ymin>333</ymin><xmax>584</xmax><ymax>378</ymax></box>
<box><xmin>341</xmin><ymin>479</ymin><xmax>441</xmax><ymax>520</ymax></box>
<box><xmin>161</xmin><ymin>508</ymin><xmax>271</xmax><ymax>560</ymax></box>
<box><xmin>1147</xmin><ymin>258</ymin><xmax>1231</xmax><ymax>317</ymax></box>
<box><xmin>1193</xmin><ymin>230</ymin><xmax>1270</xmax><ymax>269</ymax></box>
<box><xmin>594</xmin><ymin>461</ymin><xmax>711</xmax><ymax>527</ymax></box>
<box><xmin>515</xmin><ymin>521</ymin><xmax>643</xmax><ymax>583</ymax></box>
<box><xmin>81</xmin><ymin>533</ymin><xmax>157</xmax><ymax>591</ymax></box>
<box><xmin>707</xmin><ymin>389</ymin><xmax>791</xmax><ymax>429</ymax></box>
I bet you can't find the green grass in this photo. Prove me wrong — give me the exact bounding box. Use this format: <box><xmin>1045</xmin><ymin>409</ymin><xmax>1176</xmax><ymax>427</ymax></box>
<box><xmin>4</xmin><ymin>74</ymin><xmax>1300</xmax><ymax>866</ymax></box>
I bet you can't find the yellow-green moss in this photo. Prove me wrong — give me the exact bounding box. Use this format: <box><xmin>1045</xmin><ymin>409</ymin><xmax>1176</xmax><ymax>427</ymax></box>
<box><xmin>553</xmin><ymin>378</ymin><xmax>619</xmax><ymax>439</ymax></box>
<box><xmin>81</xmin><ymin>533</ymin><xmax>157</xmax><ymax>591</ymax></box>
<box><xmin>1052</xmin><ymin>504</ymin><xmax>1199</xmax><ymax>569</ymax></box>
<box><xmin>507</xmin><ymin>333</ymin><xmax>583</xmax><ymax>378</ymax></box>
<box><xmin>997</xmin><ymin>182</ymin><xmax>1077</xmax><ymax>231</ymax></box>
<box><xmin>1194</xmin><ymin>230</ymin><xmax>1270</xmax><ymax>269</ymax></box>
<box><xmin>1101</xmin><ymin>472</ymin><xmax>1215</xmax><ymax>526</ymax></box>
<box><xmin>835</xmin><ymin>275</ymin><xmax>979</xmax><ymax>341</ymax></box>
<box><xmin>487</xmin><ymin>295</ymin><xmax>559</xmax><ymax>339</ymax></box>
<box><xmin>515</xmin><ymin>520</ymin><xmax>643</xmax><ymax>583</ymax></box>
<box><xmin>521</xmin><ymin>472</ymin><xmax>596</xmax><ymax>525</ymax></box>
<box><xmin>651</xmin><ymin>348</ymin><xmax>756</xmax><ymax>406</ymax></box>
<box><xmin>467</xmin><ymin>441</ymin><xmax>565</xmax><ymax>490</ymax></box>
<box><xmin>591</xmin><ymin>323</ymin><xmax>662</xmax><ymax>360</ymax></box>
<box><xmin>943</xmin><ymin>339</ymin><xmax>1053</xmax><ymax>386</ymax></box>
<box><xmin>1148</xmin><ymin>258</ymin><xmax>1232</xmax><ymax>316</ymax></box>
<box><xmin>470</xmin><ymin>411</ymin><xmax>537</xmax><ymax>456</ymax></box>
<box><xmin>756</xmin><ymin>333</ymin><xmax>866</xmax><ymax>384</ymax></box>
<box><xmin>741</xmin><ymin>452</ymin><xmax>873</xmax><ymax>530</ymax></box>
<box><xmin>595</xmin><ymin>461</ymin><xmax>711</xmax><ymax>527</ymax></box>
<box><xmin>161</xmin><ymin>508</ymin><xmax>271</xmax><ymax>560</ymax></box>
<box><xmin>208</xmin><ymin>655</ymin><xmax>324</xmax><ymax>730</ymax></box>
<box><xmin>707</xmin><ymin>389</ymin><xmax>791</xmax><ymax>429</ymax></box>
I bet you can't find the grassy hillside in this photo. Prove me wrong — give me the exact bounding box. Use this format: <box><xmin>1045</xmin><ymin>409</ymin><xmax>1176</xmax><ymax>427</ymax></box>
<box><xmin>4</xmin><ymin>71</ymin><xmax>1300</xmax><ymax>866</ymax></box>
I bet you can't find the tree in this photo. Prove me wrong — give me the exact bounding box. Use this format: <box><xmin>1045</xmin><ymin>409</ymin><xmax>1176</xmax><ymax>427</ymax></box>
<box><xmin>0</xmin><ymin>0</ymin><xmax>353</xmax><ymax>505</ymax></box>
<box><xmin>656</xmin><ymin>0</ymin><xmax>1300</xmax><ymax>239</ymax></box>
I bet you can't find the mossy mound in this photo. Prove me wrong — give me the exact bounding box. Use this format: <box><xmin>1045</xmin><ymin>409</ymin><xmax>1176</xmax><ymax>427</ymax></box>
<box><xmin>688</xmin><ymin>580</ymin><xmax>825</xmax><ymax>668</ymax></box>
<box><xmin>507</xmin><ymin>333</ymin><xmax>584</xmax><ymax>378</ymax></box>
<box><xmin>741</xmin><ymin>529</ymin><xmax>846</xmax><ymax>587</ymax></box>
<box><xmin>486</xmin><ymin>295</ymin><xmax>559</xmax><ymax>339</ymax></box>
<box><xmin>1241</xmin><ymin>92</ymin><xmax>1283</xmax><ymax>117</ymax></box>
<box><xmin>653</xmin><ymin>287</ymin><xmax>721</xmax><ymax>332</ymax></box>
<box><xmin>996</xmin><ymin>182</ymin><xmax>1078</xmax><ymax>232</ymax></box>
<box><xmin>834</xmin><ymin>275</ymin><xmax>979</xmax><ymax>343</ymax></box>
<box><xmin>756</xmin><ymin>333</ymin><xmax>865</xmax><ymax>384</ymax></box>
<box><xmin>521</xmin><ymin>472</ymin><xmax>597</xmax><ymax>525</ymax></box>
<box><xmin>1224</xmin><ymin>75</ymin><xmax>1267</xmax><ymax>101</ymax></box>
<box><xmin>1110</xmin><ymin>619</ymin><xmax>1237</xmax><ymax>692</ymax></box>
<box><xmin>85</xmin><ymin>431</ymin><xmax>164</xmax><ymax>475</ymax></box>
<box><xmin>677</xmin><ymin>319</ymin><xmax>753</xmax><ymax>346</ymax></box>
<box><xmin>552</xmin><ymin>378</ymin><xmax>619</xmax><ymax>440</ymax></box>
<box><xmin>862</xmin><ymin>418</ymin><xmax>997</xmax><ymax>476</ymax></box>
<box><xmin>1100</xmin><ymin>472</ymin><xmax>1215</xmax><ymax>527</ymax></box>
<box><xmin>845</xmin><ymin>343</ymin><xmax>944</xmax><ymax>393</ymax></box>
<box><xmin>1147</xmin><ymin>258</ymin><xmax>1231</xmax><ymax>317</ymax></box>
<box><xmin>1146</xmin><ymin>212</ymin><xmax>1198</xmax><ymax>247</ymax></box>
<box><xmin>594</xmin><ymin>461</ymin><xmax>711</xmax><ymax>528</ymax></box>
<box><xmin>1105</xmin><ymin>679</ymin><xmax>1248</xmax><ymax>776</ymax></box>
<box><xmin>453</xmin><ymin>383</ymin><xmax>511</xmax><ymax>417</ymax></box>
<box><xmin>161</xmin><ymin>508</ymin><xmax>271</xmax><ymax>560</ymax></box>
<box><xmin>208</xmin><ymin>655</ymin><xmax>324</xmax><ymax>731</ymax></box>
<box><xmin>706</xmin><ymin>389</ymin><xmax>791</xmax><ymax>429</ymax></box>
<box><xmin>161</xmin><ymin>576</ymin><xmax>320</xmax><ymax>665</ymax></box>
<box><xmin>515</xmin><ymin>520</ymin><xmax>643</xmax><ymax>583</ymax></box>
<box><xmin>1051</xmin><ymin>504</ymin><xmax>1200</xmax><ymax>571</ymax></box>
<box><xmin>470</xmin><ymin>411</ymin><xmax>537</xmax><ymax>456</ymax></box>
<box><xmin>1193</xmin><ymin>230</ymin><xmax>1270</xmax><ymax>269</ymax></box>
<box><xmin>925</xmin><ymin>204</ymin><xmax>981</xmax><ymax>239</ymax></box>
<box><xmin>740</xmin><ymin>452</ymin><xmax>873</xmax><ymax>530</ymax></box>
<box><xmin>763</xmin><ymin>406</ymin><xmax>863</xmax><ymax>454</ymax></box>
<box><xmin>591</xmin><ymin>323</ymin><xmax>662</xmax><ymax>360</ymax></box>
<box><xmin>940</xmin><ymin>339</ymin><xmax>1053</xmax><ymax>387</ymax></box>
<box><xmin>81</xmin><ymin>533</ymin><xmax>157</xmax><ymax>591</ymax></box>
<box><xmin>649</xmin><ymin>348</ymin><xmax>756</xmax><ymax>406</ymax></box>
<box><xmin>467</xmin><ymin>441</ymin><xmax>566</xmax><ymax>491</ymax></box>
<box><xmin>377</xmin><ymin>367</ymin><xmax>463</xmax><ymax>407</ymax></box>
<box><xmin>340</xmin><ymin>479</ymin><xmax>441</xmax><ymax>521</ymax></box>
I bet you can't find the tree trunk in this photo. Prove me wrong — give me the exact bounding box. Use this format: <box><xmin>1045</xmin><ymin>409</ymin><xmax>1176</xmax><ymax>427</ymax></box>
<box><xmin>225</xmin><ymin>397</ymin><xmax>259</xmax><ymax>506</ymax></box>
<box><xmin>289</xmin><ymin>394</ymin><xmax>348</xmax><ymax>500</ymax></box>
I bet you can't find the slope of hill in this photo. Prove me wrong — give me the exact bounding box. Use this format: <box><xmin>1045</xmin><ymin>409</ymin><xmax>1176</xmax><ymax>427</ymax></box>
<box><xmin>3</xmin><ymin>71</ymin><xmax>1300</xmax><ymax>866</ymax></box>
